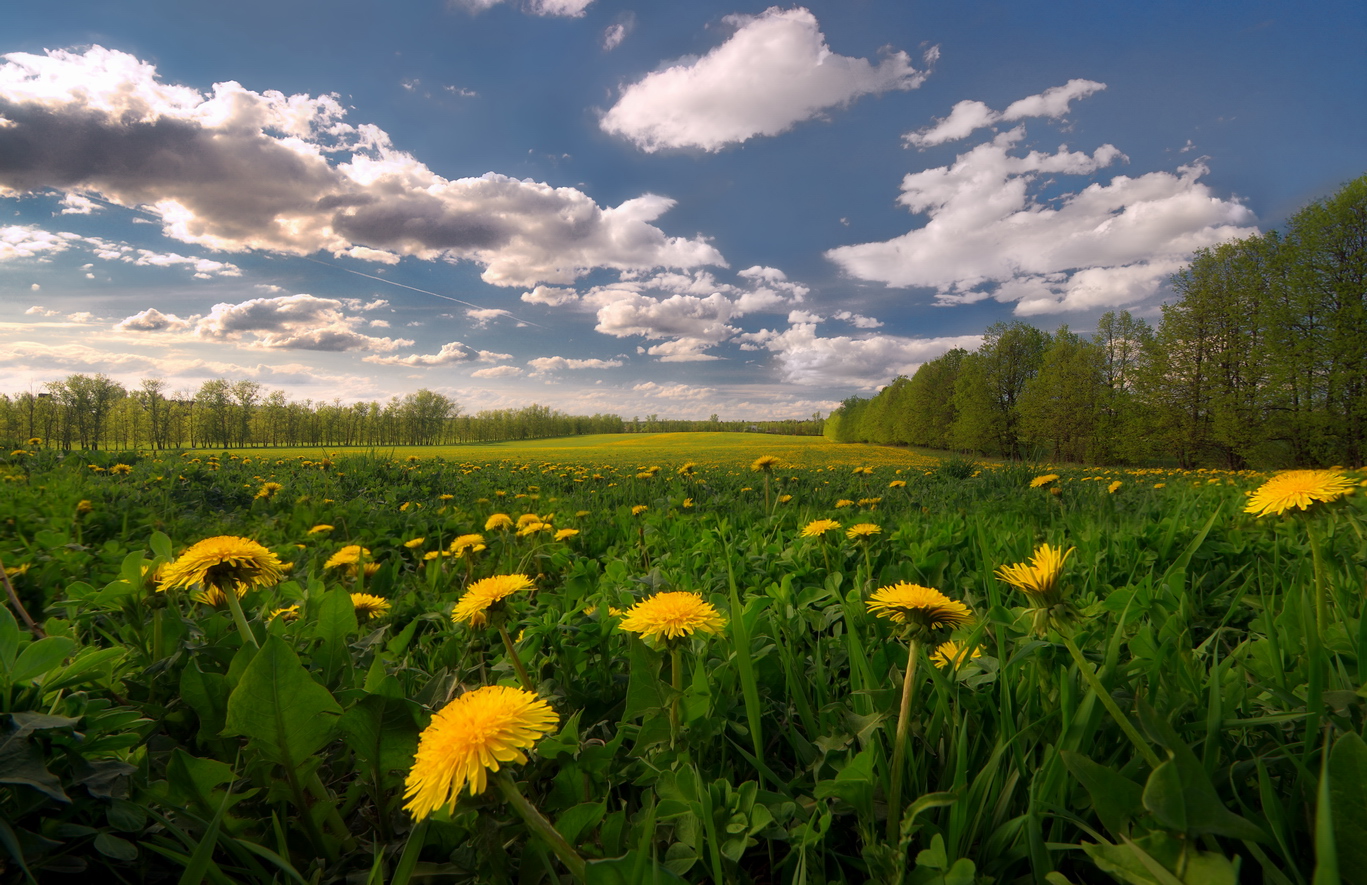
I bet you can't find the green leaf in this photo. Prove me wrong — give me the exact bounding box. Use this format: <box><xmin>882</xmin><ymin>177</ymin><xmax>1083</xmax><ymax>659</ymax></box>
<box><xmin>338</xmin><ymin>693</ymin><xmax>420</xmax><ymax>783</ymax></box>
<box><xmin>1061</xmin><ymin>750</ymin><xmax>1145</xmax><ymax>837</ymax></box>
<box><xmin>0</xmin><ymin>718</ymin><xmax>71</xmax><ymax>803</ymax></box>
<box><xmin>179</xmin><ymin>660</ymin><xmax>230</xmax><ymax>742</ymax></box>
<box><xmin>0</xmin><ymin>605</ymin><xmax>20</xmax><ymax>677</ymax></box>
<box><xmin>223</xmin><ymin>636</ymin><xmax>342</xmax><ymax>768</ymax></box>
<box><xmin>584</xmin><ymin>851</ymin><xmax>688</xmax><ymax>885</ymax></box>
<box><xmin>150</xmin><ymin>531</ymin><xmax>174</xmax><ymax>562</ymax></box>
<box><xmin>1330</xmin><ymin>732</ymin><xmax>1367</xmax><ymax>885</ymax></box>
<box><xmin>1142</xmin><ymin>760</ymin><xmax>1188</xmax><ymax>832</ymax></box>
<box><xmin>312</xmin><ymin>588</ymin><xmax>358</xmax><ymax>686</ymax></box>
<box><xmin>10</xmin><ymin>636</ymin><xmax>75</xmax><ymax>684</ymax></box>
<box><xmin>93</xmin><ymin>832</ymin><xmax>139</xmax><ymax>861</ymax></box>
<box><xmin>622</xmin><ymin>638</ymin><xmax>663</xmax><ymax>722</ymax></box>
<box><xmin>554</xmin><ymin>801</ymin><xmax>605</xmax><ymax>845</ymax></box>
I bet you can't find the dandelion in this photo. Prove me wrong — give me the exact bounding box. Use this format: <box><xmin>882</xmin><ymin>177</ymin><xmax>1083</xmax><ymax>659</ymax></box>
<box><xmin>516</xmin><ymin>513</ymin><xmax>542</xmax><ymax>528</ymax></box>
<box><xmin>682</xmin><ymin>498</ymin><xmax>694</xmax><ymax>509</ymax></box>
<box><xmin>351</xmin><ymin>593</ymin><xmax>391</xmax><ymax>619</ymax></box>
<box><xmin>27</xmin><ymin>437</ymin><xmax>41</xmax><ymax>446</ymax></box>
<box><xmin>452</xmin><ymin>574</ymin><xmax>535</xmax><ymax>629</ymax></box>
<box><xmin>889</xmin><ymin>480</ymin><xmax>906</xmax><ymax>489</ymax></box>
<box><xmin>325</xmin><ymin>545</ymin><xmax>370</xmax><ymax>570</ymax></box>
<box><xmin>846</xmin><ymin>523</ymin><xmax>882</xmax><ymax>540</ymax></box>
<box><xmin>75</xmin><ymin>499</ymin><xmax>93</xmax><ymax>515</ymax></box>
<box><xmin>1030</xmin><ymin>474</ymin><xmax>1059</xmax><ymax>489</ymax></box>
<box><xmin>778</xmin><ymin>494</ymin><xmax>793</xmax><ymax>504</ymax></box>
<box><xmin>930</xmin><ymin>640</ymin><xmax>981</xmax><ymax>670</ymax></box>
<box><xmin>617</xmin><ymin>591</ymin><xmax>726</xmax><ymax>647</ymax></box>
<box><xmin>751</xmin><ymin>455</ymin><xmax>780</xmax><ymax>472</ymax></box>
<box><xmin>867</xmin><ymin>582</ymin><xmax>973</xmax><ymax>636</ymax></box>
<box><xmin>800</xmin><ymin>519</ymin><xmax>841</xmax><ymax>538</ymax></box>
<box><xmin>160</xmin><ymin>535</ymin><xmax>284</xmax><ymax>648</ymax></box>
<box><xmin>677</xmin><ymin>463</ymin><xmax>696</xmax><ymax>476</ymax></box>
<box><xmin>1107</xmin><ymin>481</ymin><xmax>1122</xmax><ymax>494</ymax></box>
<box><xmin>554</xmin><ymin>528</ymin><xmax>579</xmax><ymax>541</ymax></box>
<box><xmin>109</xmin><ymin>464</ymin><xmax>132</xmax><ymax>475</ymax></box>
<box><xmin>517</xmin><ymin>522</ymin><xmax>548</xmax><ymax>538</ymax></box>
<box><xmin>404</xmin><ymin>537</ymin><xmax>426</xmax><ymax>549</ymax></box>
<box><xmin>449</xmin><ymin>534</ymin><xmax>486</xmax><ymax>556</ymax></box>
<box><xmin>852</xmin><ymin>466</ymin><xmax>873</xmax><ymax>475</ymax></box>
<box><xmin>995</xmin><ymin>543</ymin><xmax>1073</xmax><ymax>606</ymax></box>
<box><xmin>835</xmin><ymin>499</ymin><xmax>854</xmax><ymax>509</ymax></box>
<box><xmin>403</xmin><ymin>685</ymin><xmax>559</xmax><ymax>819</ymax></box>
<box><xmin>269</xmin><ymin>604</ymin><xmax>301</xmax><ymax>622</ymax></box>
<box><xmin>631</xmin><ymin>505</ymin><xmax>649</xmax><ymax>516</ymax></box>
<box><xmin>1244</xmin><ymin>469</ymin><xmax>1355</xmax><ymax>518</ymax></box>
<box><xmin>254</xmin><ymin>481</ymin><xmax>283</xmax><ymax>499</ymax></box>
<box><xmin>307</xmin><ymin>524</ymin><xmax>334</xmax><ymax>535</ymax></box>
<box><xmin>485</xmin><ymin>513</ymin><xmax>514</xmax><ymax>532</ymax></box>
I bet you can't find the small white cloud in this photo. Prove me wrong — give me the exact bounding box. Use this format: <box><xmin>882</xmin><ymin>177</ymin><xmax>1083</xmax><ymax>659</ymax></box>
<box><xmin>905</xmin><ymin>79</ymin><xmax>1106</xmax><ymax>148</ymax></box>
<box><xmin>364</xmin><ymin>341</ymin><xmax>512</xmax><ymax>367</ymax></box>
<box><xmin>67</xmin><ymin>311</ymin><xmax>96</xmax><ymax>323</ymax></box>
<box><xmin>527</xmin><ymin>355</ymin><xmax>624</xmax><ymax>372</ymax></box>
<box><xmin>2</xmin><ymin>226</ymin><xmax>75</xmax><ymax>262</ymax></box>
<box><xmin>521</xmin><ymin>284</ymin><xmax>580</xmax><ymax>306</ymax></box>
<box><xmin>24</xmin><ymin>305</ymin><xmax>59</xmax><ymax>316</ymax></box>
<box><xmin>471</xmin><ymin>364</ymin><xmax>524</xmax><ymax>378</ymax></box>
<box><xmin>115</xmin><ymin>307</ymin><xmax>192</xmax><ymax>332</ymax></box>
<box><xmin>59</xmin><ymin>193</ymin><xmax>101</xmax><ymax>214</ymax></box>
<box><xmin>833</xmin><ymin>309</ymin><xmax>883</xmax><ymax>328</ymax></box>
<box><xmin>601</xmin><ymin>7</ymin><xmax>933</xmax><ymax>152</ymax></box>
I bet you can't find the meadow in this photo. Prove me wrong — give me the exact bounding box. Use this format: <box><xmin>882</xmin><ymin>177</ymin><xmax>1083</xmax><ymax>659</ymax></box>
<box><xmin>1</xmin><ymin>433</ymin><xmax>1363</xmax><ymax>884</ymax></box>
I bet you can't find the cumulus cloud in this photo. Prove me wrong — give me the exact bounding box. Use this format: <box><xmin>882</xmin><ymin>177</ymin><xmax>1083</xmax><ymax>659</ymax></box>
<box><xmin>465</xmin><ymin>307</ymin><xmax>516</xmax><ymax>328</ymax></box>
<box><xmin>521</xmin><ymin>285</ymin><xmax>580</xmax><ymax>306</ymax></box>
<box><xmin>363</xmin><ymin>341</ymin><xmax>512</xmax><ymax>367</ymax></box>
<box><xmin>602</xmin><ymin>14</ymin><xmax>634</xmax><ymax>51</ymax></box>
<box><xmin>527</xmin><ymin>355</ymin><xmax>624</xmax><ymax>372</ymax></box>
<box><xmin>471</xmin><ymin>364</ymin><xmax>525</xmax><ymax>378</ymax></box>
<box><xmin>451</xmin><ymin>0</ymin><xmax>593</xmax><ymax>15</ymax></box>
<box><xmin>1</xmin><ymin>224</ymin><xmax>77</xmax><ymax>261</ymax></box>
<box><xmin>24</xmin><ymin>305</ymin><xmax>59</xmax><ymax>316</ymax></box>
<box><xmin>740</xmin><ymin>323</ymin><xmax>982</xmax><ymax>388</ymax></box>
<box><xmin>0</xmin><ymin>46</ymin><xmax>722</xmax><ymax>286</ymax></box>
<box><xmin>600</xmin><ymin>7</ymin><xmax>934</xmax><ymax>152</ymax></box>
<box><xmin>59</xmin><ymin>192</ymin><xmax>101</xmax><ymax>214</ymax></box>
<box><xmin>905</xmin><ymin>79</ymin><xmax>1106</xmax><ymax>148</ymax></box>
<box><xmin>115</xmin><ymin>293</ymin><xmax>413</xmax><ymax>352</ymax></box>
<box><xmin>827</xmin><ymin>126</ymin><xmax>1258</xmax><ymax>314</ymax></box>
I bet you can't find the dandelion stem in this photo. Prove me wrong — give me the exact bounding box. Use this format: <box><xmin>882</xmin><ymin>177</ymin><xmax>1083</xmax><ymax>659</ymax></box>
<box><xmin>670</xmin><ymin>645</ymin><xmax>683</xmax><ymax>748</ymax></box>
<box><xmin>0</xmin><ymin>554</ymin><xmax>44</xmax><ymax>638</ymax></box>
<box><xmin>496</xmin><ymin>772</ymin><xmax>588</xmax><ymax>883</ymax></box>
<box><xmin>499</xmin><ymin>623</ymin><xmax>534</xmax><ymax>691</ymax></box>
<box><xmin>887</xmin><ymin>637</ymin><xmax>919</xmax><ymax>841</ymax></box>
<box><xmin>221</xmin><ymin>584</ymin><xmax>259</xmax><ymax>649</ymax></box>
<box><xmin>1305</xmin><ymin>517</ymin><xmax>1330</xmax><ymax>643</ymax></box>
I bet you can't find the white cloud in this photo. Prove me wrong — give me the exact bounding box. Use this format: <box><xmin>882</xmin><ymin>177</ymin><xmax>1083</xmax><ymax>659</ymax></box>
<box><xmin>905</xmin><ymin>79</ymin><xmax>1106</xmax><ymax>147</ymax></box>
<box><xmin>115</xmin><ymin>307</ymin><xmax>192</xmax><ymax>332</ymax></box>
<box><xmin>632</xmin><ymin>381</ymin><xmax>716</xmax><ymax>399</ymax></box>
<box><xmin>24</xmin><ymin>305</ymin><xmax>59</xmax><ymax>316</ymax></box>
<box><xmin>827</xmin><ymin>127</ymin><xmax>1258</xmax><ymax>314</ymax></box>
<box><xmin>59</xmin><ymin>192</ymin><xmax>100</xmax><ymax>214</ymax></box>
<box><xmin>452</xmin><ymin>0</ymin><xmax>593</xmax><ymax>15</ymax></box>
<box><xmin>0</xmin><ymin>46</ymin><xmax>723</xmax><ymax>287</ymax></box>
<box><xmin>527</xmin><ymin>355</ymin><xmax>624</xmax><ymax>372</ymax></box>
<box><xmin>1</xmin><ymin>225</ymin><xmax>77</xmax><ymax>261</ymax></box>
<box><xmin>466</xmin><ymin>307</ymin><xmax>514</xmax><ymax>328</ymax></box>
<box><xmin>471</xmin><ymin>364</ymin><xmax>524</xmax><ymax>378</ymax></box>
<box><xmin>363</xmin><ymin>341</ymin><xmax>512</xmax><ymax>367</ymax></box>
<box><xmin>602</xmin><ymin>16</ymin><xmax>633</xmax><ymax>51</ymax></box>
<box><xmin>741</xmin><ymin>323</ymin><xmax>982</xmax><ymax>388</ymax></box>
<box><xmin>521</xmin><ymin>284</ymin><xmax>580</xmax><ymax>306</ymax></box>
<box><xmin>601</xmin><ymin>7</ymin><xmax>933</xmax><ymax>152</ymax></box>
<box><xmin>833</xmin><ymin>310</ymin><xmax>883</xmax><ymax>328</ymax></box>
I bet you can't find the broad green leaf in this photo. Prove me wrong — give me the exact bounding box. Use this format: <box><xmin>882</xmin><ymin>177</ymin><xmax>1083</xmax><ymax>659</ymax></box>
<box><xmin>338</xmin><ymin>693</ymin><xmax>420</xmax><ymax>784</ymax></box>
<box><xmin>1142</xmin><ymin>760</ymin><xmax>1188</xmax><ymax>832</ymax></box>
<box><xmin>223</xmin><ymin>636</ymin><xmax>342</xmax><ymax>768</ymax></box>
<box><xmin>584</xmin><ymin>851</ymin><xmax>687</xmax><ymax>885</ymax></box>
<box><xmin>0</xmin><ymin>605</ymin><xmax>19</xmax><ymax>677</ymax></box>
<box><xmin>0</xmin><ymin>718</ymin><xmax>71</xmax><ymax>802</ymax></box>
<box><xmin>554</xmin><ymin>800</ymin><xmax>605</xmax><ymax>845</ymax></box>
<box><xmin>1061</xmin><ymin>749</ymin><xmax>1145</xmax><ymax>837</ymax></box>
<box><xmin>312</xmin><ymin>588</ymin><xmax>358</xmax><ymax>686</ymax></box>
<box><xmin>622</xmin><ymin>637</ymin><xmax>663</xmax><ymax>722</ymax></box>
<box><xmin>1330</xmin><ymin>732</ymin><xmax>1367</xmax><ymax>885</ymax></box>
<box><xmin>10</xmin><ymin>636</ymin><xmax>75</xmax><ymax>684</ymax></box>
<box><xmin>179</xmin><ymin>660</ymin><xmax>230</xmax><ymax>742</ymax></box>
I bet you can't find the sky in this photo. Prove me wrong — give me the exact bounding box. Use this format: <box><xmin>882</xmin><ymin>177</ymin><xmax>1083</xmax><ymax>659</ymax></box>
<box><xmin>1</xmin><ymin>1</ymin><xmax>1363</xmax><ymax>421</ymax></box>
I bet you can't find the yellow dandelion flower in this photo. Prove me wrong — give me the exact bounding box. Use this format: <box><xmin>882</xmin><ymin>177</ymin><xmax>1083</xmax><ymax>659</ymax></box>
<box><xmin>439</xmin><ymin>494</ymin><xmax>455</xmax><ymax>501</ymax></box>
<box><xmin>867</xmin><ymin>583</ymin><xmax>973</xmax><ymax>634</ymax></box>
<box><xmin>516</xmin><ymin>513</ymin><xmax>541</xmax><ymax>528</ymax></box>
<box><xmin>1153</xmin><ymin>482</ymin><xmax>1165</xmax><ymax>489</ymax></box>
<box><xmin>778</xmin><ymin>494</ymin><xmax>793</xmax><ymax>504</ymax></box>
<box><xmin>930</xmin><ymin>640</ymin><xmax>981</xmax><ymax>670</ymax></box>
<box><xmin>751</xmin><ymin>455</ymin><xmax>780</xmax><ymax>472</ymax></box>
<box><xmin>1030</xmin><ymin>474</ymin><xmax>1059</xmax><ymax>489</ymax></box>
<box><xmin>994</xmin><ymin>543</ymin><xmax>1073</xmax><ymax>605</ymax></box>
<box><xmin>351</xmin><ymin>593</ymin><xmax>391</xmax><ymax>619</ymax></box>
<box><xmin>269</xmin><ymin>604</ymin><xmax>301</xmax><ymax>622</ymax></box>
<box><xmin>1244</xmin><ymin>469</ymin><xmax>1355</xmax><ymax>518</ymax></box>
<box><xmin>325</xmin><ymin>545</ymin><xmax>370</xmax><ymax>569</ymax></box>
<box><xmin>1107</xmin><ymin>481</ymin><xmax>1122</xmax><ymax>494</ymax></box>
<box><xmin>834</xmin><ymin>499</ymin><xmax>854</xmax><ymax>509</ymax></box>
<box><xmin>160</xmin><ymin>536</ymin><xmax>284</xmax><ymax>596</ymax></box>
<box><xmin>682</xmin><ymin>498</ymin><xmax>694</xmax><ymax>508</ymax></box>
<box><xmin>846</xmin><ymin>523</ymin><xmax>882</xmax><ymax>540</ymax></box>
<box><xmin>800</xmin><ymin>519</ymin><xmax>841</xmax><ymax>538</ymax></box>
<box><xmin>254</xmin><ymin>482</ymin><xmax>283</xmax><ymax>499</ymax></box>
<box><xmin>404</xmin><ymin>537</ymin><xmax>426</xmax><ymax>549</ymax></box>
<box><xmin>889</xmin><ymin>480</ymin><xmax>907</xmax><ymax>489</ymax></box>
<box><xmin>618</xmin><ymin>591</ymin><xmax>726</xmax><ymax>646</ymax></box>
<box><xmin>852</xmin><ymin>466</ymin><xmax>873</xmax><ymax>475</ymax></box>
<box><xmin>631</xmin><ymin>505</ymin><xmax>648</xmax><ymax>516</ymax></box>
<box><xmin>677</xmin><ymin>463</ymin><xmax>696</xmax><ymax>476</ymax></box>
<box><xmin>27</xmin><ymin>437</ymin><xmax>41</xmax><ymax>445</ymax></box>
<box><xmin>452</xmin><ymin>574</ymin><xmax>535</xmax><ymax>628</ymax></box>
<box><xmin>109</xmin><ymin>464</ymin><xmax>132</xmax><ymax>475</ymax></box>
<box><xmin>554</xmin><ymin>528</ymin><xmax>579</xmax><ymax>541</ymax></box>
<box><xmin>423</xmin><ymin>550</ymin><xmax>442</xmax><ymax>561</ymax></box>
<box><xmin>449</xmin><ymin>534</ymin><xmax>487</xmax><ymax>556</ymax></box>
<box><xmin>403</xmin><ymin>685</ymin><xmax>558</xmax><ymax>820</ymax></box>
<box><xmin>308</xmin><ymin>524</ymin><xmax>334</xmax><ymax>535</ymax></box>
<box><xmin>516</xmin><ymin>522</ymin><xmax>548</xmax><ymax>537</ymax></box>
<box><xmin>485</xmin><ymin>513</ymin><xmax>514</xmax><ymax>532</ymax></box>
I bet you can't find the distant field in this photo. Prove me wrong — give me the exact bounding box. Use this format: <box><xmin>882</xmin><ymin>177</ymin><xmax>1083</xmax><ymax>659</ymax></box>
<box><xmin>183</xmin><ymin>431</ymin><xmax>946</xmax><ymax>469</ymax></box>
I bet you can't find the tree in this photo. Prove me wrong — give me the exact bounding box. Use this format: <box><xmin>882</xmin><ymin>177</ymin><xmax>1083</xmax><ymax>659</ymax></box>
<box><xmin>977</xmin><ymin>322</ymin><xmax>1051</xmax><ymax>459</ymax></box>
<box><xmin>47</xmin><ymin>373</ymin><xmax>125</xmax><ymax>450</ymax></box>
<box><xmin>1019</xmin><ymin>326</ymin><xmax>1104</xmax><ymax>463</ymax></box>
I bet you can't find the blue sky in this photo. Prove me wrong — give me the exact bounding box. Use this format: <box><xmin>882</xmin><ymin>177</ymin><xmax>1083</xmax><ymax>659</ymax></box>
<box><xmin>2</xmin><ymin>0</ymin><xmax>1363</xmax><ymax>420</ymax></box>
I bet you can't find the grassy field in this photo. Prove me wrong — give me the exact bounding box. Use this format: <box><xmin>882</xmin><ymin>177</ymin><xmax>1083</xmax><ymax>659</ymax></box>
<box><xmin>1</xmin><ymin>434</ymin><xmax>1362</xmax><ymax>884</ymax></box>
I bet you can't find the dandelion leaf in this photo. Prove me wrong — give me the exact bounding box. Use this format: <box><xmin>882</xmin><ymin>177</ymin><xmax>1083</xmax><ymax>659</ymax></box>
<box><xmin>1329</xmin><ymin>731</ymin><xmax>1367</xmax><ymax>885</ymax></box>
<box><xmin>223</xmin><ymin>636</ymin><xmax>341</xmax><ymax>769</ymax></box>
<box><xmin>1060</xmin><ymin>749</ymin><xmax>1145</xmax><ymax>837</ymax></box>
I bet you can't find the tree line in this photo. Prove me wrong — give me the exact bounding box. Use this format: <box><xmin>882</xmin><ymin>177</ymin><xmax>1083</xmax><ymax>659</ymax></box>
<box><xmin>0</xmin><ymin>378</ymin><xmax>822</xmax><ymax>450</ymax></box>
<box><xmin>825</xmin><ymin>173</ymin><xmax>1367</xmax><ymax>469</ymax></box>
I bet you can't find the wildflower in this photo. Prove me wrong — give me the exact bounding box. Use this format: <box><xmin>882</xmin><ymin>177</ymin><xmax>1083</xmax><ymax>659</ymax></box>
<box><xmin>516</xmin><ymin>513</ymin><xmax>541</xmax><ymax>528</ymax></box>
<box><xmin>677</xmin><ymin>463</ymin><xmax>696</xmax><ymax>476</ymax></box>
<box><xmin>449</xmin><ymin>534</ymin><xmax>486</xmax><ymax>556</ymax></box>
<box><xmin>452</xmin><ymin>574</ymin><xmax>535</xmax><ymax>628</ymax></box>
<box><xmin>75</xmin><ymin>500</ymin><xmax>93</xmax><ymax>515</ymax></box>
<box><xmin>255</xmin><ymin>482</ymin><xmax>283</xmax><ymax>499</ymax></box>
<box><xmin>307</xmin><ymin>524</ymin><xmax>334</xmax><ymax>535</ymax></box>
<box><xmin>852</xmin><ymin>466</ymin><xmax>873</xmax><ymax>475</ymax></box>
<box><xmin>516</xmin><ymin>522</ymin><xmax>548</xmax><ymax>538</ymax></box>
<box><xmin>751</xmin><ymin>455</ymin><xmax>781</xmax><ymax>473</ymax></box>
<box><xmin>858</xmin><ymin>497</ymin><xmax>881</xmax><ymax>508</ymax></box>
<box><xmin>995</xmin><ymin>543</ymin><xmax>1073</xmax><ymax>606</ymax></box>
<box><xmin>930</xmin><ymin>640</ymin><xmax>981</xmax><ymax>670</ymax></box>
<box><xmin>554</xmin><ymin>528</ymin><xmax>579</xmax><ymax>541</ymax></box>
<box><xmin>109</xmin><ymin>464</ymin><xmax>132</xmax><ymax>475</ymax></box>
<box><xmin>778</xmin><ymin>494</ymin><xmax>793</xmax><ymax>504</ymax></box>
<box><xmin>351</xmin><ymin>593</ymin><xmax>391</xmax><ymax>619</ymax></box>
<box><xmin>618</xmin><ymin>591</ymin><xmax>726</xmax><ymax>647</ymax></box>
<box><xmin>631</xmin><ymin>505</ymin><xmax>648</xmax><ymax>516</ymax></box>
<box><xmin>1153</xmin><ymin>483</ymin><xmax>1165</xmax><ymax>489</ymax></box>
<box><xmin>324</xmin><ymin>546</ymin><xmax>370</xmax><ymax>570</ymax></box>
<box><xmin>1244</xmin><ymin>469</ymin><xmax>1355</xmax><ymax>518</ymax></box>
<box><xmin>1030</xmin><ymin>474</ymin><xmax>1059</xmax><ymax>489</ymax></box>
<box><xmin>800</xmin><ymin>519</ymin><xmax>841</xmax><ymax>538</ymax></box>
<box><xmin>439</xmin><ymin>494</ymin><xmax>455</xmax><ymax>501</ymax></box>
<box><xmin>682</xmin><ymin>498</ymin><xmax>694</xmax><ymax>508</ymax></box>
<box><xmin>486</xmin><ymin>513</ymin><xmax>514</xmax><ymax>531</ymax></box>
<box><xmin>835</xmin><ymin>499</ymin><xmax>854</xmax><ymax>509</ymax></box>
<box><xmin>867</xmin><ymin>583</ymin><xmax>973</xmax><ymax>638</ymax></box>
<box><xmin>889</xmin><ymin>480</ymin><xmax>906</xmax><ymax>489</ymax></box>
<box><xmin>404</xmin><ymin>537</ymin><xmax>426</xmax><ymax>549</ymax></box>
<box><xmin>403</xmin><ymin>685</ymin><xmax>558</xmax><ymax>820</ymax></box>
<box><xmin>269</xmin><ymin>604</ymin><xmax>301</xmax><ymax>622</ymax></box>
<box><xmin>846</xmin><ymin>523</ymin><xmax>882</xmax><ymax>540</ymax></box>
<box><xmin>27</xmin><ymin>438</ymin><xmax>41</xmax><ymax>445</ymax></box>
<box><xmin>1107</xmin><ymin>481</ymin><xmax>1122</xmax><ymax>494</ymax></box>
<box><xmin>160</xmin><ymin>536</ymin><xmax>284</xmax><ymax>596</ymax></box>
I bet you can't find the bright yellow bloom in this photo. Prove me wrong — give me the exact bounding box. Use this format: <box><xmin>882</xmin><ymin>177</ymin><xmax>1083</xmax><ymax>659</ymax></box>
<box><xmin>160</xmin><ymin>536</ymin><xmax>284</xmax><ymax>596</ymax></box>
<box><xmin>269</xmin><ymin>604</ymin><xmax>301</xmax><ymax>622</ymax></box>
<box><xmin>834</xmin><ymin>499</ymin><xmax>854</xmax><ymax>509</ymax></box>
<box><xmin>403</xmin><ymin>685</ymin><xmax>559</xmax><ymax>820</ymax></box>
<box><xmin>931</xmin><ymin>640</ymin><xmax>981</xmax><ymax>670</ymax></box>
<box><xmin>109</xmin><ymin>464</ymin><xmax>132</xmax><ymax>475</ymax></box>
<box><xmin>516</xmin><ymin>513</ymin><xmax>542</xmax><ymax>528</ymax></box>
<box><xmin>449</xmin><ymin>534</ymin><xmax>486</xmax><ymax>556</ymax></box>
<box><xmin>846</xmin><ymin>523</ymin><xmax>882</xmax><ymax>540</ymax></box>
<box><xmin>485</xmin><ymin>513</ymin><xmax>514</xmax><ymax>532</ymax></box>
<box><xmin>554</xmin><ymin>528</ymin><xmax>579</xmax><ymax>541</ymax></box>
<box><xmin>452</xmin><ymin>574</ymin><xmax>535</xmax><ymax>628</ymax></box>
<box><xmin>631</xmin><ymin>505</ymin><xmax>648</xmax><ymax>516</ymax></box>
<box><xmin>254</xmin><ymin>482</ymin><xmax>283</xmax><ymax>499</ymax></box>
<box><xmin>618</xmin><ymin>591</ymin><xmax>726</xmax><ymax>645</ymax></box>
<box><xmin>27</xmin><ymin>438</ymin><xmax>41</xmax><ymax>445</ymax></box>
<box><xmin>404</xmin><ymin>537</ymin><xmax>426</xmax><ymax>549</ymax></box>
<box><xmin>889</xmin><ymin>480</ymin><xmax>906</xmax><ymax>489</ymax></box>
<box><xmin>1030</xmin><ymin>474</ymin><xmax>1059</xmax><ymax>489</ymax></box>
<box><xmin>351</xmin><ymin>593</ymin><xmax>391</xmax><ymax>619</ymax></box>
<box><xmin>308</xmin><ymin>524</ymin><xmax>334</xmax><ymax>535</ymax></box>
<box><xmin>751</xmin><ymin>455</ymin><xmax>781</xmax><ymax>472</ymax></box>
<box><xmin>1244</xmin><ymin>469</ymin><xmax>1355</xmax><ymax>518</ymax></box>
<box><xmin>994</xmin><ymin>543</ymin><xmax>1074</xmax><ymax>605</ymax></box>
<box><xmin>1107</xmin><ymin>481</ymin><xmax>1122</xmax><ymax>494</ymax></box>
<box><xmin>325</xmin><ymin>545</ymin><xmax>370</xmax><ymax>569</ymax></box>
<box><xmin>800</xmin><ymin>519</ymin><xmax>841</xmax><ymax>538</ymax></box>
<box><xmin>867</xmin><ymin>583</ymin><xmax>973</xmax><ymax>633</ymax></box>
<box><xmin>677</xmin><ymin>463</ymin><xmax>696</xmax><ymax>476</ymax></box>
<box><xmin>682</xmin><ymin>498</ymin><xmax>694</xmax><ymax>508</ymax></box>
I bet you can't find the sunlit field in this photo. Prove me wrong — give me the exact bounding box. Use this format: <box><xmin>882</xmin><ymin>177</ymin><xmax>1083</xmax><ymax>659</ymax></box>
<box><xmin>2</xmin><ymin>434</ymin><xmax>1363</xmax><ymax>883</ymax></box>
